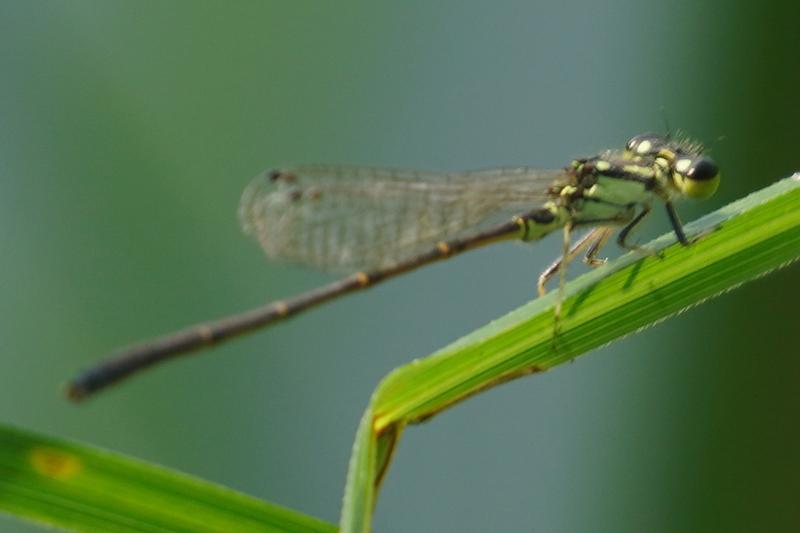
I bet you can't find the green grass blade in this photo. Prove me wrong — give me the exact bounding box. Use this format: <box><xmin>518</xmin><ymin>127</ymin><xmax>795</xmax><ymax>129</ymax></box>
<box><xmin>0</xmin><ymin>424</ymin><xmax>337</xmax><ymax>533</ymax></box>
<box><xmin>339</xmin><ymin>174</ymin><xmax>800</xmax><ymax>531</ymax></box>
<box><xmin>338</xmin><ymin>405</ymin><xmax>377</xmax><ymax>533</ymax></box>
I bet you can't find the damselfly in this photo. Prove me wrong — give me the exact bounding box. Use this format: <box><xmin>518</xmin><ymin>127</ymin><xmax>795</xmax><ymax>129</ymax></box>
<box><xmin>67</xmin><ymin>133</ymin><xmax>719</xmax><ymax>400</ymax></box>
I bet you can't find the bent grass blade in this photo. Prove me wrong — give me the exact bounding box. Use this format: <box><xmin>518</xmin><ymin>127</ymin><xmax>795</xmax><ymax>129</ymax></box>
<box><xmin>340</xmin><ymin>175</ymin><xmax>800</xmax><ymax>532</ymax></box>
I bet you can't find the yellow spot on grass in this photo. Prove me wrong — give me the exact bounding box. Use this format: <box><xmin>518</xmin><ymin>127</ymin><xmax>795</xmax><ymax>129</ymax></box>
<box><xmin>29</xmin><ymin>447</ymin><xmax>82</xmax><ymax>480</ymax></box>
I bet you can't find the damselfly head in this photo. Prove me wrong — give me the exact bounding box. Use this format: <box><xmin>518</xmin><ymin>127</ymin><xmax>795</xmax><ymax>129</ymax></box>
<box><xmin>626</xmin><ymin>133</ymin><xmax>720</xmax><ymax>200</ymax></box>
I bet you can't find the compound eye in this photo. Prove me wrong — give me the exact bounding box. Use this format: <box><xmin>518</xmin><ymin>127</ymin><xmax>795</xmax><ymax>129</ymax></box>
<box><xmin>677</xmin><ymin>155</ymin><xmax>720</xmax><ymax>199</ymax></box>
<box><xmin>626</xmin><ymin>133</ymin><xmax>666</xmax><ymax>155</ymax></box>
<box><xmin>687</xmin><ymin>156</ymin><xmax>719</xmax><ymax>181</ymax></box>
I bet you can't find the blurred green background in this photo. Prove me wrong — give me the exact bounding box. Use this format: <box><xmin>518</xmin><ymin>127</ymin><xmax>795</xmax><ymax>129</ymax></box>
<box><xmin>1</xmin><ymin>2</ymin><xmax>798</xmax><ymax>532</ymax></box>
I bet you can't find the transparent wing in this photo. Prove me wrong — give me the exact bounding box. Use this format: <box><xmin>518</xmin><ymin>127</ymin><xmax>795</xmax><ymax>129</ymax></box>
<box><xmin>239</xmin><ymin>164</ymin><xmax>566</xmax><ymax>272</ymax></box>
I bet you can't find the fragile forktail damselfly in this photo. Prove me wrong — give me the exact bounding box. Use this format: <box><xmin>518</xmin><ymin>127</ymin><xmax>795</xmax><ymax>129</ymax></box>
<box><xmin>67</xmin><ymin>133</ymin><xmax>719</xmax><ymax>400</ymax></box>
